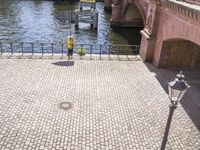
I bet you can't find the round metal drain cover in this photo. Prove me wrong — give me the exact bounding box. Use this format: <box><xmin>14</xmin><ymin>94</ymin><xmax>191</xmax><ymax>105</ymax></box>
<box><xmin>58</xmin><ymin>102</ymin><xmax>72</xmax><ymax>111</ymax></box>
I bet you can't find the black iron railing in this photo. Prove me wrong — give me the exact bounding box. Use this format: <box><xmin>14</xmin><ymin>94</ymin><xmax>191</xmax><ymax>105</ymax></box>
<box><xmin>0</xmin><ymin>42</ymin><xmax>140</xmax><ymax>58</ymax></box>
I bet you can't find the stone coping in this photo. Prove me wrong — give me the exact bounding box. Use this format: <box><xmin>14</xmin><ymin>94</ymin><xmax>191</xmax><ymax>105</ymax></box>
<box><xmin>168</xmin><ymin>0</ymin><xmax>200</xmax><ymax>13</ymax></box>
<box><xmin>0</xmin><ymin>53</ymin><xmax>142</xmax><ymax>61</ymax></box>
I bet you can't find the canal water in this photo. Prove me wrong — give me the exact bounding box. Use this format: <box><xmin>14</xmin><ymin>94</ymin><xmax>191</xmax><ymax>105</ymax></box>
<box><xmin>0</xmin><ymin>1</ymin><xmax>142</xmax><ymax>53</ymax></box>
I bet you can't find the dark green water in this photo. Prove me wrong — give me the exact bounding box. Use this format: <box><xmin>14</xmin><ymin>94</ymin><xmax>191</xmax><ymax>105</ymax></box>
<box><xmin>0</xmin><ymin>1</ymin><xmax>141</xmax><ymax>46</ymax></box>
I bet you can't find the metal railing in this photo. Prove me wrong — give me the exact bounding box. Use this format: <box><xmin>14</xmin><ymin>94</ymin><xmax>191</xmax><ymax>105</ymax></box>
<box><xmin>0</xmin><ymin>42</ymin><xmax>140</xmax><ymax>59</ymax></box>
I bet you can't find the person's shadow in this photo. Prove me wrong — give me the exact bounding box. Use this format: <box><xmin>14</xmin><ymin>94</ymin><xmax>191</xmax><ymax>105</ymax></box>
<box><xmin>52</xmin><ymin>61</ymin><xmax>74</xmax><ymax>67</ymax></box>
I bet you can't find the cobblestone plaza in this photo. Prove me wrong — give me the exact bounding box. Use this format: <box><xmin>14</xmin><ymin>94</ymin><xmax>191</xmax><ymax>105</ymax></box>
<box><xmin>0</xmin><ymin>58</ymin><xmax>200</xmax><ymax>150</ymax></box>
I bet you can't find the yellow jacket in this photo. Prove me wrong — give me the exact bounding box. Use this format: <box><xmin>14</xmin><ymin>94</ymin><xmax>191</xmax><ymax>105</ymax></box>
<box><xmin>67</xmin><ymin>36</ymin><xmax>74</xmax><ymax>49</ymax></box>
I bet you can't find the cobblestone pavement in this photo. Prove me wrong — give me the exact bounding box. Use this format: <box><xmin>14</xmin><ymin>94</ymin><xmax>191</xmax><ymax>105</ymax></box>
<box><xmin>0</xmin><ymin>59</ymin><xmax>199</xmax><ymax>150</ymax></box>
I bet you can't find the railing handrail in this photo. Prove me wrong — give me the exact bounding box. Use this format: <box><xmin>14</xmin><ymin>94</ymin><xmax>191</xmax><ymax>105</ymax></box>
<box><xmin>0</xmin><ymin>41</ymin><xmax>140</xmax><ymax>47</ymax></box>
<box><xmin>0</xmin><ymin>42</ymin><xmax>140</xmax><ymax>59</ymax></box>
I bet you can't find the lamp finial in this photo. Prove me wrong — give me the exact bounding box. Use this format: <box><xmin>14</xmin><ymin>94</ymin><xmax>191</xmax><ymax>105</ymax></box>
<box><xmin>177</xmin><ymin>70</ymin><xmax>184</xmax><ymax>80</ymax></box>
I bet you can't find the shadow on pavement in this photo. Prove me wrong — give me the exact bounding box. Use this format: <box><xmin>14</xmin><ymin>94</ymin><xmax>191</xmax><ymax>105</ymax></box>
<box><xmin>160</xmin><ymin>106</ymin><xmax>176</xmax><ymax>150</ymax></box>
<box><xmin>144</xmin><ymin>62</ymin><xmax>200</xmax><ymax>132</ymax></box>
<box><xmin>52</xmin><ymin>61</ymin><xmax>74</xmax><ymax>67</ymax></box>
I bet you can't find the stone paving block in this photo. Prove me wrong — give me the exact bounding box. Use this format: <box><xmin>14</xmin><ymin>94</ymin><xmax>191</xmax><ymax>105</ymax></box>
<box><xmin>0</xmin><ymin>59</ymin><xmax>199</xmax><ymax>150</ymax></box>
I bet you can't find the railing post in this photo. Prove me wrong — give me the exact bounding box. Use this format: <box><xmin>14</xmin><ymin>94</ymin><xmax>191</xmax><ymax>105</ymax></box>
<box><xmin>137</xmin><ymin>45</ymin><xmax>139</xmax><ymax>55</ymax></box>
<box><xmin>0</xmin><ymin>43</ymin><xmax>2</xmax><ymax>55</ymax></box>
<box><xmin>133</xmin><ymin>46</ymin><xmax>137</xmax><ymax>57</ymax></box>
<box><xmin>99</xmin><ymin>45</ymin><xmax>102</xmax><ymax>60</ymax></box>
<box><xmin>31</xmin><ymin>43</ymin><xmax>34</xmax><ymax>55</ymax></box>
<box><xmin>21</xmin><ymin>43</ymin><xmax>24</xmax><ymax>55</ymax></box>
<box><xmin>136</xmin><ymin>45</ymin><xmax>140</xmax><ymax>59</ymax></box>
<box><xmin>61</xmin><ymin>44</ymin><xmax>64</xmax><ymax>57</ymax></box>
<box><xmin>41</xmin><ymin>43</ymin><xmax>44</xmax><ymax>56</ymax></box>
<box><xmin>108</xmin><ymin>45</ymin><xmax>111</xmax><ymax>60</ymax></box>
<box><xmin>127</xmin><ymin>46</ymin><xmax>129</xmax><ymax>58</ymax></box>
<box><xmin>117</xmin><ymin>45</ymin><xmax>119</xmax><ymax>59</ymax></box>
<box><xmin>10</xmin><ymin>43</ymin><xmax>13</xmax><ymax>55</ymax></box>
<box><xmin>81</xmin><ymin>44</ymin><xmax>83</xmax><ymax>60</ymax></box>
<box><xmin>132</xmin><ymin>46</ymin><xmax>135</xmax><ymax>55</ymax></box>
<box><xmin>133</xmin><ymin>46</ymin><xmax>135</xmax><ymax>56</ymax></box>
<box><xmin>90</xmin><ymin>45</ymin><xmax>92</xmax><ymax>60</ymax></box>
<box><xmin>51</xmin><ymin>43</ymin><xmax>54</xmax><ymax>56</ymax></box>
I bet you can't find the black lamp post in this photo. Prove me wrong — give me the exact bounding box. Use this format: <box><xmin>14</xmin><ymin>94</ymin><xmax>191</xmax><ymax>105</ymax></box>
<box><xmin>161</xmin><ymin>71</ymin><xmax>190</xmax><ymax>150</ymax></box>
<box><xmin>168</xmin><ymin>71</ymin><xmax>190</xmax><ymax>108</ymax></box>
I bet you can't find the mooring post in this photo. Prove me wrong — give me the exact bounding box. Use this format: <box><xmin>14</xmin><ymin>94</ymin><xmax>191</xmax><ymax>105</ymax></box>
<box><xmin>51</xmin><ymin>43</ymin><xmax>54</xmax><ymax>56</ymax></box>
<box><xmin>21</xmin><ymin>43</ymin><xmax>24</xmax><ymax>55</ymax></box>
<box><xmin>94</xmin><ymin>12</ymin><xmax>98</xmax><ymax>29</ymax></box>
<box><xmin>75</xmin><ymin>11</ymin><xmax>79</xmax><ymax>29</ymax></box>
<box><xmin>10</xmin><ymin>43</ymin><xmax>13</xmax><ymax>55</ymax></box>
<box><xmin>31</xmin><ymin>43</ymin><xmax>34</xmax><ymax>55</ymax></box>
<box><xmin>0</xmin><ymin>43</ymin><xmax>2</xmax><ymax>55</ymax></box>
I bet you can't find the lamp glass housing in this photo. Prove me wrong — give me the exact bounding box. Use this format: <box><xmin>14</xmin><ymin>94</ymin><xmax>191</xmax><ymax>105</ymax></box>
<box><xmin>168</xmin><ymin>72</ymin><xmax>190</xmax><ymax>105</ymax></box>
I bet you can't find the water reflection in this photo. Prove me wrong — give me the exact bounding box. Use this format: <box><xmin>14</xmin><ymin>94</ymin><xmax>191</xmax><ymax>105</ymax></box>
<box><xmin>0</xmin><ymin>1</ymin><xmax>141</xmax><ymax>46</ymax></box>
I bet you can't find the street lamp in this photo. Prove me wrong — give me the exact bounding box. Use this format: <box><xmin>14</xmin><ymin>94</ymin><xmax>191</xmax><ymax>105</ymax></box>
<box><xmin>161</xmin><ymin>71</ymin><xmax>190</xmax><ymax>149</ymax></box>
<box><xmin>168</xmin><ymin>71</ymin><xmax>190</xmax><ymax>108</ymax></box>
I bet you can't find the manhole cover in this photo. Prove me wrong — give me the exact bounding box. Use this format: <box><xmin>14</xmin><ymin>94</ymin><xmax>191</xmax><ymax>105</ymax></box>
<box><xmin>58</xmin><ymin>102</ymin><xmax>72</xmax><ymax>111</ymax></box>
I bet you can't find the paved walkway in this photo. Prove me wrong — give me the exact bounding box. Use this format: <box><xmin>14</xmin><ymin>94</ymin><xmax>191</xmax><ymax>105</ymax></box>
<box><xmin>0</xmin><ymin>59</ymin><xmax>199</xmax><ymax>150</ymax></box>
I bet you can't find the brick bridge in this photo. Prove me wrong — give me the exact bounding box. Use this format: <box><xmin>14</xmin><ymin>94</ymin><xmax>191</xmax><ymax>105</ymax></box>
<box><xmin>105</xmin><ymin>0</ymin><xmax>200</xmax><ymax>69</ymax></box>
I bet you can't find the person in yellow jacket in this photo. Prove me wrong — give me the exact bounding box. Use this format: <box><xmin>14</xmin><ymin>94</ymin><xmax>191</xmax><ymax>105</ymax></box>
<box><xmin>67</xmin><ymin>35</ymin><xmax>74</xmax><ymax>59</ymax></box>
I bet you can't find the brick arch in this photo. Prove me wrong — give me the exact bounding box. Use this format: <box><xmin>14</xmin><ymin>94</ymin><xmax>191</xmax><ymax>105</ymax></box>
<box><xmin>163</xmin><ymin>38</ymin><xmax>200</xmax><ymax>46</ymax></box>
<box><xmin>151</xmin><ymin>2</ymin><xmax>200</xmax><ymax>67</ymax></box>
<box><xmin>161</xmin><ymin>10</ymin><xmax>200</xmax><ymax>47</ymax></box>
<box><xmin>163</xmin><ymin>35</ymin><xmax>200</xmax><ymax>47</ymax></box>
<box><xmin>123</xmin><ymin>1</ymin><xmax>146</xmax><ymax>23</ymax></box>
<box><xmin>155</xmin><ymin>19</ymin><xmax>200</xmax><ymax>66</ymax></box>
<box><xmin>159</xmin><ymin>38</ymin><xmax>200</xmax><ymax>68</ymax></box>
